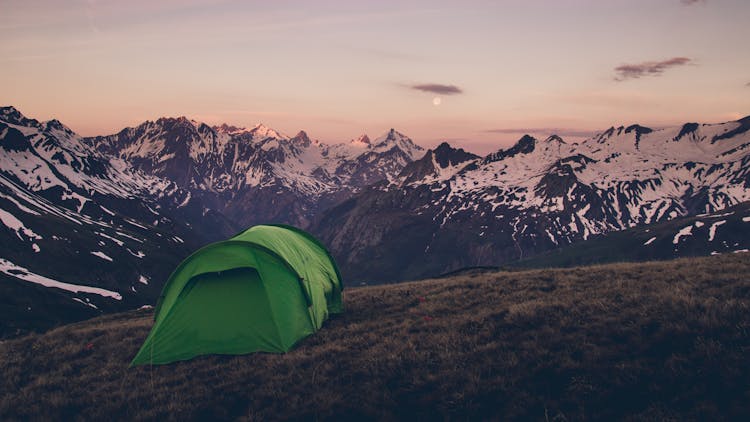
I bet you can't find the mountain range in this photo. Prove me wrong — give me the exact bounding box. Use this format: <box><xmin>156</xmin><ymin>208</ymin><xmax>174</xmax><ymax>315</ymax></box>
<box><xmin>313</xmin><ymin>118</ymin><xmax>750</xmax><ymax>282</ymax></box>
<box><xmin>85</xmin><ymin>118</ymin><xmax>423</xmax><ymax>229</ymax></box>
<box><xmin>1</xmin><ymin>105</ymin><xmax>749</xmax><ymax>334</ymax></box>
<box><xmin>0</xmin><ymin>106</ymin><xmax>423</xmax><ymax>335</ymax></box>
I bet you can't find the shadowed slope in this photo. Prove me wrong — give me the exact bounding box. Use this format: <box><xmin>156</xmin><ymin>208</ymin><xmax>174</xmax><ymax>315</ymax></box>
<box><xmin>1</xmin><ymin>254</ymin><xmax>749</xmax><ymax>420</ymax></box>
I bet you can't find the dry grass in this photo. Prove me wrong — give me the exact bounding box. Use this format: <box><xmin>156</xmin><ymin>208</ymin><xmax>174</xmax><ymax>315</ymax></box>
<box><xmin>1</xmin><ymin>254</ymin><xmax>750</xmax><ymax>420</ymax></box>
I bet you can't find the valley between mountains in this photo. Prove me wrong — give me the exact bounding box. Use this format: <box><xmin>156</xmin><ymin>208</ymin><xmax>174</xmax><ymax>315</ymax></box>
<box><xmin>1</xmin><ymin>105</ymin><xmax>749</xmax><ymax>335</ymax></box>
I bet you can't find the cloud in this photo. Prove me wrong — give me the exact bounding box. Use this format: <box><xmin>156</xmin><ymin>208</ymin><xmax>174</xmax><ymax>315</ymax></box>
<box><xmin>410</xmin><ymin>83</ymin><xmax>463</xmax><ymax>95</ymax></box>
<box><xmin>483</xmin><ymin>128</ymin><xmax>594</xmax><ymax>138</ymax></box>
<box><xmin>746</xmin><ymin>82</ymin><xmax>750</xmax><ymax>87</ymax></box>
<box><xmin>680</xmin><ymin>0</ymin><xmax>705</xmax><ymax>5</ymax></box>
<box><xmin>613</xmin><ymin>57</ymin><xmax>693</xmax><ymax>81</ymax></box>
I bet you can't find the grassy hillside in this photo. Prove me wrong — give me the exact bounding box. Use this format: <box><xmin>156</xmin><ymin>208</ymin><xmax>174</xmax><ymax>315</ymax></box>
<box><xmin>1</xmin><ymin>254</ymin><xmax>750</xmax><ymax>420</ymax></box>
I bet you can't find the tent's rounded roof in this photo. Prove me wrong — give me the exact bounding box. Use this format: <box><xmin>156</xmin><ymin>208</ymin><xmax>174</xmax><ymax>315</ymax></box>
<box><xmin>153</xmin><ymin>224</ymin><xmax>343</xmax><ymax>324</ymax></box>
<box><xmin>230</xmin><ymin>224</ymin><xmax>343</xmax><ymax>291</ymax></box>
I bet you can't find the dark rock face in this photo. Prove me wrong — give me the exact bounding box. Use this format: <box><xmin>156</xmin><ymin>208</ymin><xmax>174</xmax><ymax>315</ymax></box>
<box><xmin>0</xmin><ymin>106</ymin><xmax>38</xmax><ymax>127</ymax></box>
<box><xmin>483</xmin><ymin>134</ymin><xmax>536</xmax><ymax>163</ymax></box>
<box><xmin>674</xmin><ymin>123</ymin><xmax>699</xmax><ymax>142</ymax></box>
<box><xmin>713</xmin><ymin>115</ymin><xmax>750</xmax><ymax>143</ymax></box>
<box><xmin>625</xmin><ymin>124</ymin><xmax>653</xmax><ymax>149</ymax></box>
<box><xmin>0</xmin><ymin>123</ymin><xmax>32</xmax><ymax>152</ymax></box>
<box><xmin>399</xmin><ymin>143</ymin><xmax>479</xmax><ymax>185</ymax></box>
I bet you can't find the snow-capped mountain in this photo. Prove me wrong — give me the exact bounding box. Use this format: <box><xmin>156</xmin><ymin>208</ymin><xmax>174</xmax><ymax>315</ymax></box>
<box><xmin>85</xmin><ymin>119</ymin><xmax>423</xmax><ymax>228</ymax></box>
<box><xmin>5</xmin><ymin>104</ymin><xmax>749</xmax><ymax>332</ymax></box>
<box><xmin>312</xmin><ymin>116</ymin><xmax>750</xmax><ymax>283</ymax></box>
<box><xmin>0</xmin><ymin>107</ymin><xmax>235</xmax><ymax>336</ymax></box>
<box><xmin>0</xmin><ymin>106</ymin><xmax>423</xmax><ymax>335</ymax></box>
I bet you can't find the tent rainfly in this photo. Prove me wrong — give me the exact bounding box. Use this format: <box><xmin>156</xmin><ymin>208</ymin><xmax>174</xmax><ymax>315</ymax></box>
<box><xmin>131</xmin><ymin>224</ymin><xmax>343</xmax><ymax>365</ymax></box>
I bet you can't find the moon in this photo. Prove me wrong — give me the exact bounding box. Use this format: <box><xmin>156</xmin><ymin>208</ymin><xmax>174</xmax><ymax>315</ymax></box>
<box><xmin>432</xmin><ymin>97</ymin><xmax>442</xmax><ymax>106</ymax></box>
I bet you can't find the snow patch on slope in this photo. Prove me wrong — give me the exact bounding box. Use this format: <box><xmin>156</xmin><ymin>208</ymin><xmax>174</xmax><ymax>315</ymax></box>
<box><xmin>90</xmin><ymin>251</ymin><xmax>113</xmax><ymax>262</ymax></box>
<box><xmin>0</xmin><ymin>207</ymin><xmax>42</xmax><ymax>240</ymax></box>
<box><xmin>673</xmin><ymin>225</ymin><xmax>693</xmax><ymax>244</ymax></box>
<box><xmin>0</xmin><ymin>258</ymin><xmax>121</xmax><ymax>300</ymax></box>
<box><xmin>708</xmin><ymin>220</ymin><xmax>726</xmax><ymax>242</ymax></box>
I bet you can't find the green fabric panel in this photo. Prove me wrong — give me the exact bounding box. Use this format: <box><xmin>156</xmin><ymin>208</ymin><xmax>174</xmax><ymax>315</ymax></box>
<box><xmin>233</xmin><ymin>225</ymin><xmax>343</xmax><ymax>319</ymax></box>
<box><xmin>155</xmin><ymin>242</ymin><xmax>272</xmax><ymax>326</ymax></box>
<box><xmin>132</xmin><ymin>268</ymin><xmax>284</xmax><ymax>365</ymax></box>
<box><xmin>258</xmin><ymin>259</ymin><xmax>316</xmax><ymax>349</ymax></box>
<box><xmin>266</xmin><ymin>224</ymin><xmax>345</xmax><ymax>292</ymax></box>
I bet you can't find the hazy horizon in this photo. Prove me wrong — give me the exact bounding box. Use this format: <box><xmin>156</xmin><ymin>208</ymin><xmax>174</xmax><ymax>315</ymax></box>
<box><xmin>2</xmin><ymin>0</ymin><xmax>749</xmax><ymax>154</ymax></box>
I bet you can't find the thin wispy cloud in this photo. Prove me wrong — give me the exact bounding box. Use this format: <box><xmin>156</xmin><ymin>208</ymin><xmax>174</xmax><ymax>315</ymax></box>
<box><xmin>681</xmin><ymin>0</ymin><xmax>706</xmax><ymax>5</ymax></box>
<box><xmin>484</xmin><ymin>128</ymin><xmax>594</xmax><ymax>138</ymax></box>
<box><xmin>614</xmin><ymin>57</ymin><xmax>693</xmax><ymax>81</ymax></box>
<box><xmin>410</xmin><ymin>83</ymin><xmax>463</xmax><ymax>95</ymax></box>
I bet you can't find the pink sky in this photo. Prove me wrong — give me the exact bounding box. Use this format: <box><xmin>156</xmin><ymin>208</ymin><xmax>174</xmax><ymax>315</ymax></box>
<box><xmin>1</xmin><ymin>0</ymin><xmax>748</xmax><ymax>154</ymax></box>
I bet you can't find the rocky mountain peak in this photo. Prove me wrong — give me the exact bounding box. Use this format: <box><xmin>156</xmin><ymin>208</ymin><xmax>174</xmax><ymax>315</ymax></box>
<box><xmin>0</xmin><ymin>105</ymin><xmax>20</xmax><ymax>114</ymax></box>
<box><xmin>544</xmin><ymin>135</ymin><xmax>565</xmax><ymax>144</ymax></box>
<box><xmin>674</xmin><ymin>123</ymin><xmax>700</xmax><ymax>142</ymax></box>
<box><xmin>350</xmin><ymin>134</ymin><xmax>371</xmax><ymax>146</ymax></box>
<box><xmin>213</xmin><ymin>123</ymin><xmax>248</xmax><ymax>135</ymax></box>
<box><xmin>0</xmin><ymin>106</ymin><xmax>38</xmax><ymax>127</ymax></box>
<box><xmin>712</xmin><ymin>115</ymin><xmax>750</xmax><ymax>143</ymax></box>
<box><xmin>484</xmin><ymin>134</ymin><xmax>536</xmax><ymax>163</ymax></box>
<box><xmin>432</xmin><ymin>142</ymin><xmax>479</xmax><ymax>168</ymax></box>
<box><xmin>398</xmin><ymin>142</ymin><xmax>478</xmax><ymax>185</ymax></box>
<box><xmin>372</xmin><ymin>128</ymin><xmax>405</xmax><ymax>146</ymax></box>
<box><xmin>250</xmin><ymin>123</ymin><xmax>285</xmax><ymax>140</ymax></box>
<box><xmin>44</xmin><ymin>119</ymin><xmax>72</xmax><ymax>133</ymax></box>
<box><xmin>624</xmin><ymin>124</ymin><xmax>653</xmax><ymax>134</ymax></box>
<box><xmin>433</xmin><ymin>141</ymin><xmax>453</xmax><ymax>153</ymax></box>
<box><xmin>369</xmin><ymin>128</ymin><xmax>424</xmax><ymax>160</ymax></box>
<box><xmin>0</xmin><ymin>106</ymin><xmax>22</xmax><ymax>120</ymax></box>
<box><xmin>621</xmin><ymin>124</ymin><xmax>654</xmax><ymax>149</ymax></box>
<box><xmin>515</xmin><ymin>134</ymin><xmax>537</xmax><ymax>150</ymax></box>
<box><xmin>384</xmin><ymin>128</ymin><xmax>405</xmax><ymax>141</ymax></box>
<box><xmin>155</xmin><ymin>116</ymin><xmax>195</xmax><ymax>129</ymax></box>
<box><xmin>291</xmin><ymin>130</ymin><xmax>312</xmax><ymax>147</ymax></box>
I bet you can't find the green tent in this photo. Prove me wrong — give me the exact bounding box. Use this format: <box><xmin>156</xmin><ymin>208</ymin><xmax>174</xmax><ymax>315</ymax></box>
<box><xmin>131</xmin><ymin>224</ymin><xmax>343</xmax><ymax>366</ymax></box>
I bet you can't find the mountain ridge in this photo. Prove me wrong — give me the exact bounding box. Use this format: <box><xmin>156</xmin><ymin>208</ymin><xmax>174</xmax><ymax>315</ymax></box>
<box><xmin>3</xmin><ymin>104</ymin><xmax>750</xmax><ymax>334</ymax></box>
<box><xmin>84</xmin><ymin>115</ymin><xmax>424</xmax><ymax>229</ymax></box>
<box><xmin>311</xmin><ymin>114</ymin><xmax>750</xmax><ymax>282</ymax></box>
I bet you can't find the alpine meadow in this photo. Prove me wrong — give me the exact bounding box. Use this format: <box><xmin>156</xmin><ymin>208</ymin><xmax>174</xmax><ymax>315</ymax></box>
<box><xmin>1</xmin><ymin>0</ymin><xmax>750</xmax><ymax>420</ymax></box>
<box><xmin>2</xmin><ymin>255</ymin><xmax>750</xmax><ymax>420</ymax></box>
